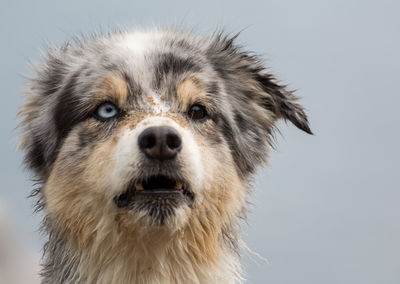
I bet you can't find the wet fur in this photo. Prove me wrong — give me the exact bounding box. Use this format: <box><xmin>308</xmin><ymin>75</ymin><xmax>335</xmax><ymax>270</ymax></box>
<box><xmin>19</xmin><ymin>28</ymin><xmax>311</xmax><ymax>284</ymax></box>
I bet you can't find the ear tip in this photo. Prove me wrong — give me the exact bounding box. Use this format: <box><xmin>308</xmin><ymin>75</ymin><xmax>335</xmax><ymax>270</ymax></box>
<box><xmin>294</xmin><ymin>120</ymin><xmax>313</xmax><ymax>135</ymax></box>
<box><xmin>303</xmin><ymin>125</ymin><xmax>314</xmax><ymax>135</ymax></box>
<box><xmin>295</xmin><ymin>111</ymin><xmax>313</xmax><ymax>135</ymax></box>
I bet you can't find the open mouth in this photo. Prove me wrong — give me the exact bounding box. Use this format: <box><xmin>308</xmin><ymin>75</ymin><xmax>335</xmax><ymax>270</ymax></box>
<box><xmin>114</xmin><ymin>175</ymin><xmax>194</xmax><ymax>209</ymax></box>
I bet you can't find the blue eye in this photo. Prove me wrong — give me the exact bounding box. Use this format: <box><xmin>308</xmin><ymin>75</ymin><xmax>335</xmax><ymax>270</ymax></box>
<box><xmin>95</xmin><ymin>103</ymin><xmax>119</xmax><ymax>119</ymax></box>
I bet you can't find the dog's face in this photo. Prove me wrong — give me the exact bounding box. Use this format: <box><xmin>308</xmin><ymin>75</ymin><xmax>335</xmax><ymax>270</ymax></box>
<box><xmin>20</xmin><ymin>30</ymin><xmax>311</xmax><ymax>247</ymax></box>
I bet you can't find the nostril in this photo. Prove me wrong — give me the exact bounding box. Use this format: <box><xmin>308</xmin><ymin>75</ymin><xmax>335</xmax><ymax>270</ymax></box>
<box><xmin>166</xmin><ymin>132</ymin><xmax>182</xmax><ymax>150</ymax></box>
<box><xmin>139</xmin><ymin>131</ymin><xmax>156</xmax><ymax>150</ymax></box>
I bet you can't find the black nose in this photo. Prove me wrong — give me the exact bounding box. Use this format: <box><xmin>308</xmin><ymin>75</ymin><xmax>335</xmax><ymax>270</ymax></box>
<box><xmin>138</xmin><ymin>126</ymin><xmax>182</xmax><ymax>160</ymax></box>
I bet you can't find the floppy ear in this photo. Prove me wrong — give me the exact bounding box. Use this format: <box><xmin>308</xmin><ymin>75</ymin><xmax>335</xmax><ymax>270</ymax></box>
<box><xmin>253</xmin><ymin>71</ymin><xmax>313</xmax><ymax>135</ymax></box>
<box><xmin>208</xmin><ymin>32</ymin><xmax>312</xmax><ymax>135</ymax></box>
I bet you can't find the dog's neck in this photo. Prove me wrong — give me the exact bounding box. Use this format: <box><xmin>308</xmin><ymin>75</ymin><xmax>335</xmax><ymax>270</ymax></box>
<box><xmin>40</xmin><ymin>214</ymin><xmax>243</xmax><ymax>284</ymax></box>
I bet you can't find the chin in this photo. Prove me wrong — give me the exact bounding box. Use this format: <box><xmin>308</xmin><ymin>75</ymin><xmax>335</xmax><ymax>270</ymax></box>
<box><xmin>19</xmin><ymin>28</ymin><xmax>311</xmax><ymax>284</ymax></box>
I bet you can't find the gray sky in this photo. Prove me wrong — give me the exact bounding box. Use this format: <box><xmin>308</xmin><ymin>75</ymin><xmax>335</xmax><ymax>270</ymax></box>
<box><xmin>1</xmin><ymin>0</ymin><xmax>399</xmax><ymax>283</ymax></box>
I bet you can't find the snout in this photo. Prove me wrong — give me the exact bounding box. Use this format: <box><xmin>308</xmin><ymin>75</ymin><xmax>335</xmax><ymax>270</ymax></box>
<box><xmin>138</xmin><ymin>126</ymin><xmax>182</xmax><ymax>160</ymax></box>
<box><xmin>112</xmin><ymin>121</ymin><xmax>201</xmax><ymax>224</ymax></box>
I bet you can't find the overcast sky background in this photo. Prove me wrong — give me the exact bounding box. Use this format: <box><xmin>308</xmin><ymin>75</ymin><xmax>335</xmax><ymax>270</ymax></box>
<box><xmin>1</xmin><ymin>0</ymin><xmax>399</xmax><ymax>283</ymax></box>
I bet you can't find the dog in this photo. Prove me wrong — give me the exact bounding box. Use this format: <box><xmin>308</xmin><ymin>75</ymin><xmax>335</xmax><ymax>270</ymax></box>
<box><xmin>18</xmin><ymin>29</ymin><xmax>312</xmax><ymax>284</ymax></box>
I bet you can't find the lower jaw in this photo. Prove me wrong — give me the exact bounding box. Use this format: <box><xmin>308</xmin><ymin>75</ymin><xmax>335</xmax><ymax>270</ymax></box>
<box><xmin>125</xmin><ymin>195</ymin><xmax>190</xmax><ymax>226</ymax></box>
<box><xmin>115</xmin><ymin>188</ymin><xmax>194</xmax><ymax>208</ymax></box>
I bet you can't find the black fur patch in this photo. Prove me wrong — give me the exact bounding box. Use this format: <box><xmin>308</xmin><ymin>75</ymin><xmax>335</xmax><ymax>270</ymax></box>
<box><xmin>218</xmin><ymin>114</ymin><xmax>255</xmax><ymax>176</ymax></box>
<box><xmin>53</xmin><ymin>71</ymin><xmax>84</xmax><ymax>141</ymax></box>
<box><xmin>154</xmin><ymin>52</ymin><xmax>201</xmax><ymax>88</ymax></box>
<box><xmin>25</xmin><ymin>136</ymin><xmax>46</xmax><ymax>173</ymax></box>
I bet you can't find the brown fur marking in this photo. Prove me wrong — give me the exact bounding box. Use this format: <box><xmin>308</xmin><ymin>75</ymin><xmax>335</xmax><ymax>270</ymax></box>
<box><xmin>95</xmin><ymin>74</ymin><xmax>129</xmax><ymax>107</ymax></box>
<box><xmin>177</xmin><ymin>77</ymin><xmax>208</xmax><ymax>106</ymax></box>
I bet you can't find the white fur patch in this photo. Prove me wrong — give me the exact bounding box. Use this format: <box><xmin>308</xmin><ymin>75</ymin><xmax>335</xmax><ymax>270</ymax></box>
<box><xmin>147</xmin><ymin>92</ymin><xmax>171</xmax><ymax>113</ymax></box>
<box><xmin>115</xmin><ymin>30</ymin><xmax>163</xmax><ymax>57</ymax></box>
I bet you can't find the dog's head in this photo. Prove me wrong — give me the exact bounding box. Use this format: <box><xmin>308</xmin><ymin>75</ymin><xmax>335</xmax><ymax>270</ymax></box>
<box><xmin>19</xmin><ymin>30</ymin><xmax>311</xmax><ymax>248</ymax></box>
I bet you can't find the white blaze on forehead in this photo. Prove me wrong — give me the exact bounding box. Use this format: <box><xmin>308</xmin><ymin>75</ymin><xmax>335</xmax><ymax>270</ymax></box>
<box><xmin>112</xmin><ymin>30</ymin><xmax>165</xmax><ymax>87</ymax></box>
<box><xmin>114</xmin><ymin>31</ymin><xmax>172</xmax><ymax>115</ymax></box>
<box><xmin>108</xmin><ymin>116</ymin><xmax>204</xmax><ymax>196</ymax></box>
<box><xmin>115</xmin><ymin>30</ymin><xmax>164</xmax><ymax>57</ymax></box>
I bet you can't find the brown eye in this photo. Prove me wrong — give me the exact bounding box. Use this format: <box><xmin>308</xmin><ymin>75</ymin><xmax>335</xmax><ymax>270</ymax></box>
<box><xmin>188</xmin><ymin>104</ymin><xmax>207</xmax><ymax>120</ymax></box>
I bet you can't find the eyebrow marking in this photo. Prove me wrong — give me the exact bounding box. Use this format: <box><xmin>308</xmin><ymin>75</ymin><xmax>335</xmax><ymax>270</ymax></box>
<box><xmin>98</xmin><ymin>74</ymin><xmax>129</xmax><ymax>104</ymax></box>
<box><xmin>177</xmin><ymin>77</ymin><xmax>207</xmax><ymax>106</ymax></box>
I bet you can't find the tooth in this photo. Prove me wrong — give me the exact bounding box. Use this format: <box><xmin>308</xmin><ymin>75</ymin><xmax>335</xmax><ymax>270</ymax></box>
<box><xmin>174</xmin><ymin>182</ymin><xmax>183</xmax><ymax>190</ymax></box>
<box><xmin>136</xmin><ymin>183</ymin><xmax>144</xmax><ymax>191</ymax></box>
